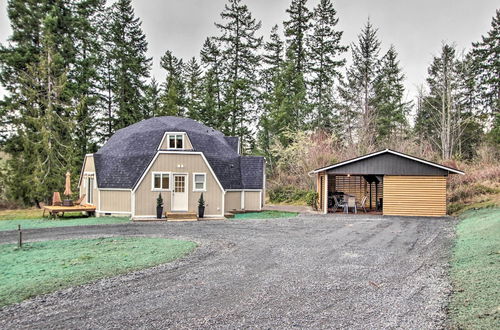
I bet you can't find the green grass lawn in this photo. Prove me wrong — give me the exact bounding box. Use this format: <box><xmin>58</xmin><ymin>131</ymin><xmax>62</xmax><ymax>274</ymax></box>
<box><xmin>449</xmin><ymin>207</ymin><xmax>500</xmax><ymax>329</ymax></box>
<box><xmin>0</xmin><ymin>216</ymin><xmax>130</xmax><ymax>231</ymax></box>
<box><xmin>0</xmin><ymin>237</ymin><xmax>196</xmax><ymax>307</ymax></box>
<box><xmin>233</xmin><ymin>210</ymin><xmax>298</xmax><ymax>220</ymax></box>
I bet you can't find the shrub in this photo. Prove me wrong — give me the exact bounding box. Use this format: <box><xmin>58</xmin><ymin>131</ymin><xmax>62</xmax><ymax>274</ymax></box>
<box><xmin>305</xmin><ymin>191</ymin><xmax>319</xmax><ymax>210</ymax></box>
<box><xmin>268</xmin><ymin>185</ymin><xmax>313</xmax><ymax>204</ymax></box>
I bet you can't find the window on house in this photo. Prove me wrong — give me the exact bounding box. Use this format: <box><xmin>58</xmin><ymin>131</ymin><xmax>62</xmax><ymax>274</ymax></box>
<box><xmin>87</xmin><ymin>176</ymin><xmax>94</xmax><ymax>204</ymax></box>
<box><xmin>168</xmin><ymin>134</ymin><xmax>183</xmax><ymax>149</ymax></box>
<box><xmin>152</xmin><ymin>172</ymin><xmax>171</xmax><ymax>190</ymax></box>
<box><xmin>193</xmin><ymin>173</ymin><xmax>206</xmax><ymax>191</ymax></box>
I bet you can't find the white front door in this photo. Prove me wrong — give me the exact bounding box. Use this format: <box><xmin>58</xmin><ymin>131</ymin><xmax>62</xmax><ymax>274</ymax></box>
<box><xmin>172</xmin><ymin>174</ymin><xmax>188</xmax><ymax>211</ymax></box>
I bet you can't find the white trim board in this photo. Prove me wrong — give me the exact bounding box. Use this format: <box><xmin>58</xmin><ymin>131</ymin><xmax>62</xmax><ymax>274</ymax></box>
<box><xmin>310</xmin><ymin>149</ymin><xmax>465</xmax><ymax>175</ymax></box>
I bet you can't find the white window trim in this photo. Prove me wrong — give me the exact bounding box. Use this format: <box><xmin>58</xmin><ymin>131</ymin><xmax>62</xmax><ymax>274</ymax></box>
<box><xmin>87</xmin><ymin>176</ymin><xmax>94</xmax><ymax>204</ymax></box>
<box><xmin>158</xmin><ymin>132</ymin><xmax>186</xmax><ymax>150</ymax></box>
<box><xmin>193</xmin><ymin>172</ymin><xmax>207</xmax><ymax>192</ymax></box>
<box><xmin>151</xmin><ymin>171</ymin><xmax>172</xmax><ymax>191</ymax></box>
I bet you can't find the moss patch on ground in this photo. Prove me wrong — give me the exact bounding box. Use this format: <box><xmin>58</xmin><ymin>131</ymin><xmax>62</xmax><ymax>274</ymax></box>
<box><xmin>0</xmin><ymin>216</ymin><xmax>130</xmax><ymax>231</ymax></box>
<box><xmin>233</xmin><ymin>210</ymin><xmax>298</xmax><ymax>220</ymax></box>
<box><xmin>0</xmin><ymin>237</ymin><xmax>196</xmax><ymax>307</ymax></box>
<box><xmin>449</xmin><ymin>208</ymin><xmax>500</xmax><ymax>329</ymax></box>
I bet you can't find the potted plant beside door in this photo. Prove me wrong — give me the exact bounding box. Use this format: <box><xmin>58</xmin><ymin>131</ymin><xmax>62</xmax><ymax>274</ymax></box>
<box><xmin>198</xmin><ymin>193</ymin><xmax>205</xmax><ymax>219</ymax></box>
<box><xmin>156</xmin><ymin>193</ymin><xmax>164</xmax><ymax>219</ymax></box>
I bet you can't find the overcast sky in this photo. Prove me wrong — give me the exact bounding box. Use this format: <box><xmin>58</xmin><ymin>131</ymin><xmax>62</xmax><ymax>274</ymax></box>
<box><xmin>0</xmin><ymin>0</ymin><xmax>498</xmax><ymax>101</ymax></box>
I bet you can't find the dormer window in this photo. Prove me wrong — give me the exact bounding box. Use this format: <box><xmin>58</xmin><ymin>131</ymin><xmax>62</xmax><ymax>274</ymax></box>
<box><xmin>167</xmin><ymin>134</ymin><xmax>183</xmax><ymax>149</ymax></box>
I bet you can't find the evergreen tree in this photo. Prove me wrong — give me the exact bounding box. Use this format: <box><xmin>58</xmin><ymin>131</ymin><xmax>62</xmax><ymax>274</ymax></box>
<box><xmin>70</xmin><ymin>0</ymin><xmax>107</xmax><ymax>158</ymax></box>
<box><xmin>5</xmin><ymin>12</ymin><xmax>76</xmax><ymax>205</ymax></box>
<box><xmin>372</xmin><ymin>45</ymin><xmax>409</xmax><ymax>144</ymax></box>
<box><xmin>258</xmin><ymin>25</ymin><xmax>285</xmax><ymax>163</ymax></box>
<box><xmin>308</xmin><ymin>0</ymin><xmax>347</xmax><ymax>130</ymax></box>
<box><xmin>415</xmin><ymin>44</ymin><xmax>477</xmax><ymax>159</ymax></box>
<box><xmin>107</xmin><ymin>0</ymin><xmax>151</xmax><ymax>131</ymax></box>
<box><xmin>269</xmin><ymin>51</ymin><xmax>309</xmax><ymax>147</ymax></box>
<box><xmin>471</xmin><ymin>9</ymin><xmax>500</xmax><ymax>145</ymax></box>
<box><xmin>0</xmin><ymin>0</ymin><xmax>75</xmax><ymax>139</ymax></box>
<box><xmin>215</xmin><ymin>0</ymin><xmax>262</xmax><ymax>147</ymax></box>
<box><xmin>185</xmin><ymin>57</ymin><xmax>204</xmax><ymax>120</ymax></box>
<box><xmin>143</xmin><ymin>78</ymin><xmax>161</xmax><ymax>118</ymax></box>
<box><xmin>200</xmin><ymin>37</ymin><xmax>224</xmax><ymax>128</ymax></box>
<box><xmin>283</xmin><ymin>0</ymin><xmax>312</xmax><ymax>73</ymax></box>
<box><xmin>159</xmin><ymin>50</ymin><xmax>185</xmax><ymax>116</ymax></box>
<box><xmin>339</xmin><ymin>19</ymin><xmax>381</xmax><ymax>147</ymax></box>
<box><xmin>454</xmin><ymin>53</ymin><xmax>484</xmax><ymax>159</ymax></box>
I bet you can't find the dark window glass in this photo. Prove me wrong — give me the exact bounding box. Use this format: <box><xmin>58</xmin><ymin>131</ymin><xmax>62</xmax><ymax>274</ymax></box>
<box><xmin>162</xmin><ymin>174</ymin><xmax>170</xmax><ymax>190</ymax></box>
<box><xmin>154</xmin><ymin>174</ymin><xmax>161</xmax><ymax>189</ymax></box>
<box><xmin>169</xmin><ymin>135</ymin><xmax>175</xmax><ymax>148</ymax></box>
<box><xmin>176</xmin><ymin>135</ymin><xmax>183</xmax><ymax>148</ymax></box>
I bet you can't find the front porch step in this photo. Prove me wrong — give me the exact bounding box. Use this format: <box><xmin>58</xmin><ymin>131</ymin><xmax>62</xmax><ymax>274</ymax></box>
<box><xmin>166</xmin><ymin>212</ymin><xmax>198</xmax><ymax>221</ymax></box>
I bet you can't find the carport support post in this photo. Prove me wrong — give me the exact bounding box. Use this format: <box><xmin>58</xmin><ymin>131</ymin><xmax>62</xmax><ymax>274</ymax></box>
<box><xmin>323</xmin><ymin>174</ymin><xmax>328</xmax><ymax>214</ymax></box>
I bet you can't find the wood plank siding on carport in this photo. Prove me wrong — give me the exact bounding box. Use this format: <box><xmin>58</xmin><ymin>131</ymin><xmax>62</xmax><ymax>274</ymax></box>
<box><xmin>383</xmin><ymin>176</ymin><xmax>447</xmax><ymax>217</ymax></box>
<box><xmin>311</xmin><ymin>149</ymin><xmax>464</xmax><ymax>217</ymax></box>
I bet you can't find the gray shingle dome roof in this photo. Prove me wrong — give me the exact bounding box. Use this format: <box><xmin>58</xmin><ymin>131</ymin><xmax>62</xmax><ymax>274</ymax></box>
<box><xmin>94</xmin><ymin>116</ymin><xmax>264</xmax><ymax>190</ymax></box>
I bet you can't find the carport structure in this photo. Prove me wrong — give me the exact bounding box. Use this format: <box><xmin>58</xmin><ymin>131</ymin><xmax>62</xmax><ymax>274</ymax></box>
<box><xmin>311</xmin><ymin>149</ymin><xmax>464</xmax><ymax>217</ymax></box>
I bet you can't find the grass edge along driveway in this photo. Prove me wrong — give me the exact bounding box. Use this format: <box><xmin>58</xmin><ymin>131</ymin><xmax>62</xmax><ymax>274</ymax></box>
<box><xmin>0</xmin><ymin>216</ymin><xmax>130</xmax><ymax>231</ymax></box>
<box><xmin>233</xmin><ymin>210</ymin><xmax>298</xmax><ymax>220</ymax></box>
<box><xmin>449</xmin><ymin>207</ymin><xmax>500</xmax><ymax>329</ymax></box>
<box><xmin>0</xmin><ymin>237</ymin><xmax>197</xmax><ymax>307</ymax></box>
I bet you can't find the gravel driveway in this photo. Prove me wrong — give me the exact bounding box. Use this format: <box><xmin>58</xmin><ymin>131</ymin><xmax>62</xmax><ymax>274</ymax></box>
<box><xmin>0</xmin><ymin>214</ymin><xmax>455</xmax><ymax>329</ymax></box>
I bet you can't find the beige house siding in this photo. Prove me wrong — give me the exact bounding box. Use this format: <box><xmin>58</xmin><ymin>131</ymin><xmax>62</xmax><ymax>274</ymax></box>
<box><xmin>79</xmin><ymin>155</ymin><xmax>99</xmax><ymax>207</ymax></box>
<box><xmin>159</xmin><ymin>133</ymin><xmax>193</xmax><ymax>150</ymax></box>
<box><xmin>83</xmin><ymin>155</ymin><xmax>95</xmax><ymax>172</ymax></box>
<box><xmin>225</xmin><ymin>191</ymin><xmax>241</xmax><ymax>212</ymax></box>
<box><xmin>99</xmin><ymin>190</ymin><xmax>131</xmax><ymax>213</ymax></box>
<box><xmin>383</xmin><ymin>175</ymin><xmax>447</xmax><ymax>217</ymax></box>
<box><xmin>244</xmin><ymin>191</ymin><xmax>261</xmax><ymax>210</ymax></box>
<box><xmin>224</xmin><ymin>191</ymin><xmax>262</xmax><ymax>212</ymax></box>
<box><xmin>134</xmin><ymin>153</ymin><xmax>223</xmax><ymax>216</ymax></box>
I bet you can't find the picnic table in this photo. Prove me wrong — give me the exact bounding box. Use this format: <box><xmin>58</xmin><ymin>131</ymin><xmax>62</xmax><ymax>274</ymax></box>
<box><xmin>42</xmin><ymin>204</ymin><xmax>96</xmax><ymax>218</ymax></box>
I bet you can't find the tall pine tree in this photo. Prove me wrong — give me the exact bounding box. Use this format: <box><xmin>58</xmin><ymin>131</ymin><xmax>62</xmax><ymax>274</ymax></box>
<box><xmin>372</xmin><ymin>45</ymin><xmax>409</xmax><ymax>144</ymax></box>
<box><xmin>70</xmin><ymin>0</ymin><xmax>107</xmax><ymax>158</ymax></box>
<box><xmin>143</xmin><ymin>77</ymin><xmax>161</xmax><ymax>118</ymax></box>
<box><xmin>4</xmin><ymin>10</ymin><xmax>76</xmax><ymax>205</ymax></box>
<box><xmin>283</xmin><ymin>0</ymin><xmax>312</xmax><ymax>74</ymax></box>
<box><xmin>471</xmin><ymin>9</ymin><xmax>500</xmax><ymax>146</ymax></box>
<box><xmin>415</xmin><ymin>44</ymin><xmax>476</xmax><ymax>159</ymax></box>
<box><xmin>308</xmin><ymin>0</ymin><xmax>347</xmax><ymax>130</ymax></box>
<box><xmin>200</xmin><ymin>37</ymin><xmax>224</xmax><ymax>128</ymax></box>
<box><xmin>159</xmin><ymin>50</ymin><xmax>185</xmax><ymax>116</ymax></box>
<box><xmin>215</xmin><ymin>0</ymin><xmax>262</xmax><ymax>147</ymax></box>
<box><xmin>269</xmin><ymin>50</ymin><xmax>309</xmax><ymax>147</ymax></box>
<box><xmin>106</xmin><ymin>0</ymin><xmax>151</xmax><ymax>132</ymax></box>
<box><xmin>185</xmin><ymin>57</ymin><xmax>204</xmax><ymax>120</ymax></box>
<box><xmin>258</xmin><ymin>24</ymin><xmax>285</xmax><ymax>165</ymax></box>
<box><xmin>339</xmin><ymin>19</ymin><xmax>381</xmax><ymax>148</ymax></box>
